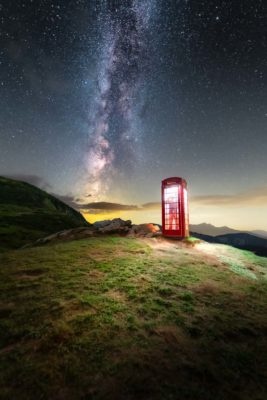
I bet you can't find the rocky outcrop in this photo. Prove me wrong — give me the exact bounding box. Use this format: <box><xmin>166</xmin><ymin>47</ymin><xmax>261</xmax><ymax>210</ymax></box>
<box><xmin>93</xmin><ymin>219</ymin><xmax>160</xmax><ymax>237</ymax></box>
<box><xmin>95</xmin><ymin>218</ymin><xmax>132</xmax><ymax>233</ymax></box>
<box><xmin>127</xmin><ymin>223</ymin><xmax>161</xmax><ymax>238</ymax></box>
<box><xmin>28</xmin><ymin>227</ymin><xmax>95</xmax><ymax>247</ymax></box>
<box><xmin>24</xmin><ymin>219</ymin><xmax>162</xmax><ymax>248</ymax></box>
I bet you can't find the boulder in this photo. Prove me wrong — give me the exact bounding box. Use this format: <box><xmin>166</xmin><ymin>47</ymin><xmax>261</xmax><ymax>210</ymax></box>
<box><xmin>93</xmin><ymin>220</ymin><xmax>112</xmax><ymax>229</ymax></box>
<box><xmin>58</xmin><ymin>229</ymin><xmax>74</xmax><ymax>238</ymax></box>
<box><xmin>23</xmin><ymin>219</ymin><xmax>162</xmax><ymax>248</ymax></box>
<box><xmin>99</xmin><ymin>218</ymin><xmax>132</xmax><ymax>233</ymax></box>
<box><xmin>128</xmin><ymin>223</ymin><xmax>161</xmax><ymax>237</ymax></box>
<box><xmin>31</xmin><ymin>227</ymin><xmax>95</xmax><ymax>246</ymax></box>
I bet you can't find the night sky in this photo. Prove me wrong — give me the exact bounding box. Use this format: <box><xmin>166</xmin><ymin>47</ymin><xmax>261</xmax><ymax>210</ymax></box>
<box><xmin>1</xmin><ymin>1</ymin><xmax>267</xmax><ymax>229</ymax></box>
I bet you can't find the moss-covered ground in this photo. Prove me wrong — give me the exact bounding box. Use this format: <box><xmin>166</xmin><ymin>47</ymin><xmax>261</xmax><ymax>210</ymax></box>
<box><xmin>0</xmin><ymin>236</ymin><xmax>267</xmax><ymax>400</ymax></box>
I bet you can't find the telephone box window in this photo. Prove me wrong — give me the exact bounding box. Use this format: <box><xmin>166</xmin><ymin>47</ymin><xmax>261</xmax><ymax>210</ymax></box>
<box><xmin>161</xmin><ymin>177</ymin><xmax>189</xmax><ymax>238</ymax></box>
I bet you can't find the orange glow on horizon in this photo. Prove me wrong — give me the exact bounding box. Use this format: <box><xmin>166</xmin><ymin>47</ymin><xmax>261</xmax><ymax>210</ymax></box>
<box><xmin>82</xmin><ymin>209</ymin><xmax>161</xmax><ymax>225</ymax></box>
<box><xmin>82</xmin><ymin>204</ymin><xmax>267</xmax><ymax>231</ymax></box>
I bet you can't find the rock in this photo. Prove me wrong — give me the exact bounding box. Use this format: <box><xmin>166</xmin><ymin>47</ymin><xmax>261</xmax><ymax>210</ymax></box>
<box><xmin>128</xmin><ymin>223</ymin><xmax>160</xmax><ymax>237</ymax></box>
<box><xmin>74</xmin><ymin>229</ymin><xmax>95</xmax><ymax>238</ymax></box>
<box><xmin>30</xmin><ymin>227</ymin><xmax>96</xmax><ymax>247</ymax></box>
<box><xmin>23</xmin><ymin>219</ymin><xmax>162</xmax><ymax>248</ymax></box>
<box><xmin>93</xmin><ymin>220</ymin><xmax>112</xmax><ymax>229</ymax></box>
<box><xmin>79</xmin><ymin>229</ymin><xmax>95</xmax><ymax>236</ymax></box>
<box><xmin>58</xmin><ymin>229</ymin><xmax>75</xmax><ymax>237</ymax></box>
<box><xmin>145</xmin><ymin>233</ymin><xmax>154</xmax><ymax>238</ymax></box>
<box><xmin>99</xmin><ymin>218</ymin><xmax>132</xmax><ymax>233</ymax></box>
<box><xmin>41</xmin><ymin>232</ymin><xmax>59</xmax><ymax>242</ymax></box>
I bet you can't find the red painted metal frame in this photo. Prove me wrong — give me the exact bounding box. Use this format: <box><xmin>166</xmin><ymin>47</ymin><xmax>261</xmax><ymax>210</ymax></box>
<box><xmin>161</xmin><ymin>177</ymin><xmax>189</xmax><ymax>238</ymax></box>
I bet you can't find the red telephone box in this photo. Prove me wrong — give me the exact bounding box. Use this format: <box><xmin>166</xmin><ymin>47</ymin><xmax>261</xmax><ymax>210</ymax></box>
<box><xmin>162</xmin><ymin>177</ymin><xmax>189</xmax><ymax>238</ymax></box>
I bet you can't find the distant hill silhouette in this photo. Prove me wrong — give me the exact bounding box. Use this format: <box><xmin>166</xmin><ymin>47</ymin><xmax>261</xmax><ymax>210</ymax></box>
<box><xmin>0</xmin><ymin>176</ymin><xmax>89</xmax><ymax>250</ymax></box>
<box><xmin>189</xmin><ymin>223</ymin><xmax>240</xmax><ymax>236</ymax></box>
<box><xmin>191</xmin><ymin>231</ymin><xmax>267</xmax><ymax>257</ymax></box>
<box><xmin>251</xmin><ymin>230</ymin><xmax>267</xmax><ymax>239</ymax></box>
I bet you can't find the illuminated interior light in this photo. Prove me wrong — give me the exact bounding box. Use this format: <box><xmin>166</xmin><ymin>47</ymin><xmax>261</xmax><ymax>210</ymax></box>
<box><xmin>161</xmin><ymin>177</ymin><xmax>189</xmax><ymax>238</ymax></box>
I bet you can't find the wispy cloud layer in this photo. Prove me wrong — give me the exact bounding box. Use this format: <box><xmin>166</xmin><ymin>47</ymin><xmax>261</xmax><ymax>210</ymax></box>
<box><xmin>78</xmin><ymin>186</ymin><xmax>267</xmax><ymax>214</ymax></box>
<box><xmin>192</xmin><ymin>187</ymin><xmax>267</xmax><ymax>207</ymax></box>
<box><xmin>5</xmin><ymin>174</ymin><xmax>267</xmax><ymax>214</ymax></box>
<box><xmin>79</xmin><ymin>202</ymin><xmax>139</xmax><ymax>212</ymax></box>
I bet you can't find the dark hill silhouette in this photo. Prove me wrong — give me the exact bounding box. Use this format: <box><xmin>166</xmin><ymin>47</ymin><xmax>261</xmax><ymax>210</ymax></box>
<box><xmin>216</xmin><ymin>232</ymin><xmax>267</xmax><ymax>257</ymax></box>
<box><xmin>191</xmin><ymin>231</ymin><xmax>267</xmax><ymax>257</ymax></box>
<box><xmin>0</xmin><ymin>176</ymin><xmax>89</xmax><ymax>250</ymax></box>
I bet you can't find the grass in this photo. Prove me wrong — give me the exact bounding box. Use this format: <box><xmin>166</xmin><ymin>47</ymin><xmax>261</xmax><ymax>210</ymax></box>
<box><xmin>0</xmin><ymin>236</ymin><xmax>267</xmax><ymax>399</ymax></box>
<box><xmin>0</xmin><ymin>176</ymin><xmax>89</xmax><ymax>251</ymax></box>
<box><xmin>0</xmin><ymin>206</ymin><xmax>88</xmax><ymax>251</ymax></box>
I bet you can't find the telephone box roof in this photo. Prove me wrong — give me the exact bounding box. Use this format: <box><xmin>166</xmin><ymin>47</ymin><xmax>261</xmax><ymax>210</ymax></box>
<box><xmin>162</xmin><ymin>177</ymin><xmax>187</xmax><ymax>186</ymax></box>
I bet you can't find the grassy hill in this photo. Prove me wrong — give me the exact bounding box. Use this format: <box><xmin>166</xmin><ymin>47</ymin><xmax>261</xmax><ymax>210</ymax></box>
<box><xmin>0</xmin><ymin>176</ymin><xmax>89</xmax><ymax>251</ymax></box>
<box><xmin>0</xmin><ymin>236</ymin><xmax>267</xmax><ymax>400</ymax></box>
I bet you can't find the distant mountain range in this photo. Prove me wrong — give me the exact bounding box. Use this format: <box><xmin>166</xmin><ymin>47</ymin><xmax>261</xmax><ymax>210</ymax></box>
<box><xmin>190</xmin><ymin>227</ymin><xmax>267</xmax><ymax>257</ymax></box>
<box><xmin>190</xmin><ymin>222</ymin><xmax>267</xmax><ymax>239</ymax></box>
<box><xmin>189</xmin><ymin>223</ymin><xmax>239</xmax><ymax>237</ymax></box>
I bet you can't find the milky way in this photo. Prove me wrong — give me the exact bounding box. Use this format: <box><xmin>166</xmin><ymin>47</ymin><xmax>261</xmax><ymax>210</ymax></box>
<box><xmin>1</xmin><ymin>1</ymin><xmax>267</xmax><ymax>228</ymax></box>
<box><xmin>85</xmin><ymin>1</ymin><xmax>156</xmax><ymax>199</ymax></box>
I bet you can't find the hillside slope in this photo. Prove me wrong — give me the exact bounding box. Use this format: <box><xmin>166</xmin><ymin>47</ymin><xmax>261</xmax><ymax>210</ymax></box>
<box><xmin>0</xmin><ymin>176</ymin><xmax>89</xmax><ymax>250</ymax></box>
<box><xmin>192</xmin><ymin>231</ymin><xmax>267</xmax><ymax>257</ymax></box>
<box><xmin>0</xmin><ymin>236</ymin><xmax>267</xmax><ymax>400</ymax></box>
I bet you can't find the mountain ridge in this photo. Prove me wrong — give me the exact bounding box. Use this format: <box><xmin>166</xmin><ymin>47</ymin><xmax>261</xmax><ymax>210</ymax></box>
<box><xmin>190</xmin><ymin>222</ymin><xmax>267</xmax><ymax>239</ymax></box>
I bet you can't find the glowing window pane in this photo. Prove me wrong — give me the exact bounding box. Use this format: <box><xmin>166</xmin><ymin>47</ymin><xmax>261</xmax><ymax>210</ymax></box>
<box><xmin>164</xmin><ymin>185</ymin><xmax>180</xmax><ymax>230</ymax></box>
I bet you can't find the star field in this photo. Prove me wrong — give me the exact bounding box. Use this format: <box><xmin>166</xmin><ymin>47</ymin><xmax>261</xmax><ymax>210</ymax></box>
<box><xmin>1</xmin><ymin>0</ymin><xmax>267</xmax><ymax>228</ymax></box>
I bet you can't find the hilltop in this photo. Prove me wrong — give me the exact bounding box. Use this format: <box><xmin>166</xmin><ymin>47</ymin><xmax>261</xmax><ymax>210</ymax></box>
<box><xmin>1</xmin><ymin>176</ymin><xmax>267</xmax><ymax>399</ymax></box>
<box><xmin>0</xmin><ymin>235</ymin><xmax>267</xmax><ymax>400</ymax></box>
<box><xmin>0</xmin><ymin>176</ymin><xmax>89</xmax><ymax>251</ymax></box>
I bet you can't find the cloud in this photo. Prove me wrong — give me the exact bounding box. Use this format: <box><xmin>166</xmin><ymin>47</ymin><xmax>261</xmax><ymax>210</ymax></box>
<box><xmin>79</xmin><ymin>186</ymin><xmax>267</xmax><ymax>215</ymax></box>
<box><xmin>74</xmin><ymin>185</ymin><xmax>267</xmax><ymax>215</ymax></box>
<box><xmin>79</xmin><ymin>201</ymin><xmax>164</xmax><ymax>214</ymax></box>
<box><xmin>4</xmin><ymin>174</ymin><xmax>52</xmax><ymax>191</ymax></box>
<box><xmin>141</xmin><ymin>202</ymin><xmax>161</xmax><ymax>210</ymax></box>
<box><xmin>51</xmin><ymin>194</ymin><xmax>81</xmax><ymax>210</ymax></box>
<box><xmin>7</xmin><ymin>174</ymin><xmax>264</xmax><ymax>214</ymax></box>
<box><xmin>139</xmin><ymin>187</ymin><xmax>267</xmax><ymax>210</ymax></box>
<box><xmin>191</xmin><ymin>187</ymin><xmax>267</xmax><ymax>207</ymax></box>
<box><xmin>57</xmin><ymin>185</ymin><xmax>267</xmax><ymax>215</ymax></box>
<box><xmin>79</xmin><ymin>202</ymin><xmax>140</xmax><ymax>213</ymax></box>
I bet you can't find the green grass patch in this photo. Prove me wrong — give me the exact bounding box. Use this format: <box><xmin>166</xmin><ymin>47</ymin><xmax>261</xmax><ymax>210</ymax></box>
<box><xmin>0</xmin><ymin>176</ymin><xmax>89</xmax><ymax>250</ymax></box>
<box><xmin>0</xmin><ymin>237</ymin><xmax>267</xmax><ymax>399</ymax></box>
